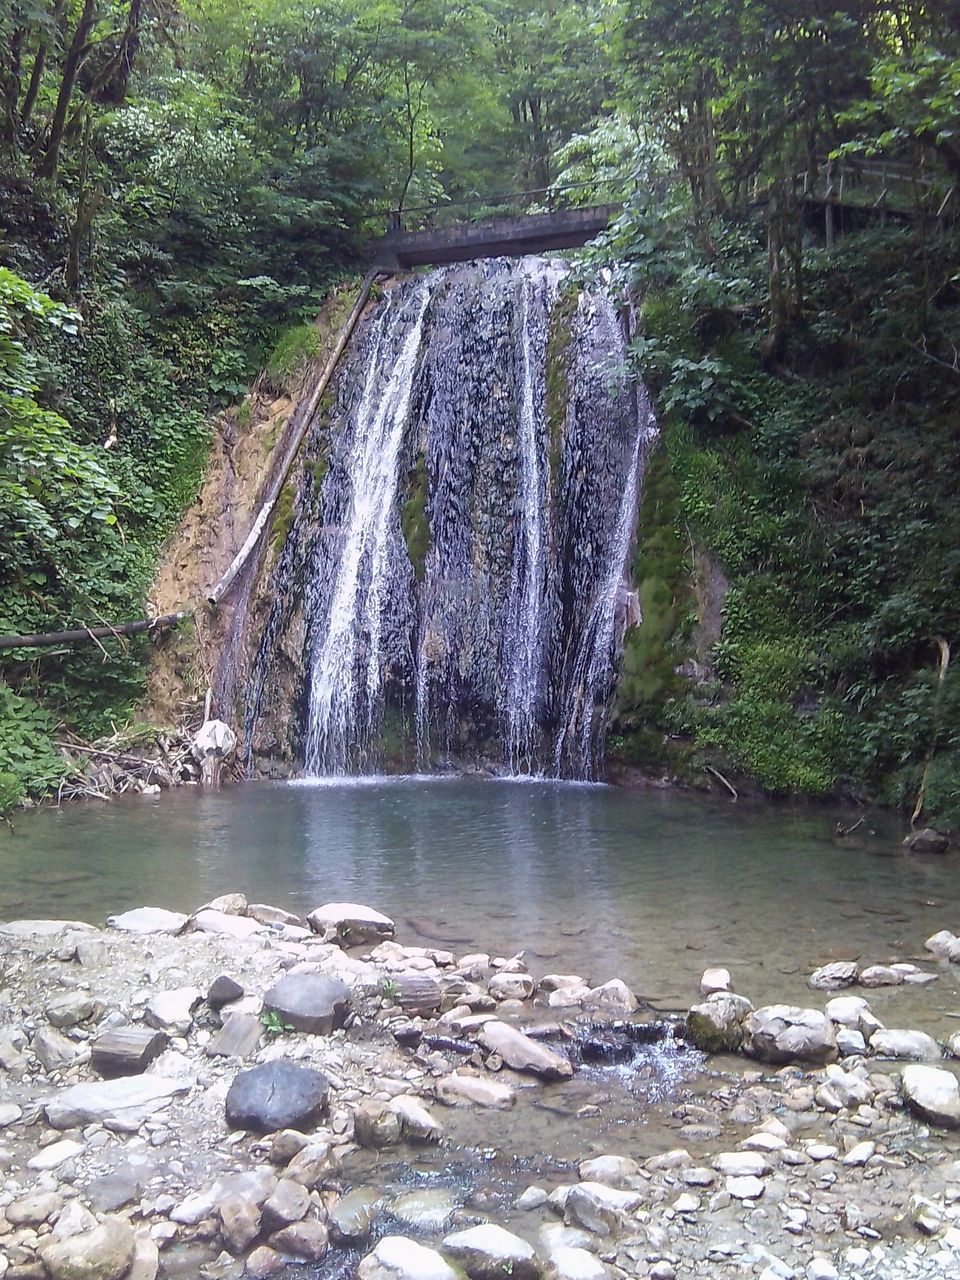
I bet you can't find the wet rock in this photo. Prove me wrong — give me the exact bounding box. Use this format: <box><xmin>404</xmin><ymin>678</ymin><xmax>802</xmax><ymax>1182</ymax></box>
<box><xmin>46</xmin><ymin>1074</ymin><xmax>190</xmax><ymax>1130</ymax></box>
<box><xmin>307</xmin><ymin>902</ymin><xmax>396</xmax><ymax>946</ymax></box>
<box><xmin>489</xmin><ymin>973</ymin><xmax>535</xmax><ymax>1001</ymax></box>
<box><xmin>359</xmin><ymin>1236</ymin><xmax>459</xmax><ymax>1280</ymax></box>
<box><xmin>388</xmin><ymin>1095</ymin><xmax>443</xmax><ymax>1142</ymax></box>
<box><xmin>564</xmin><ymin>1183</ymin><xmax>641</xmax><ymax>1236</ymax></box>
<box><xmin>226</xmin><ymin>1061</ymin><xmax>329</xmax><ymax>1133</ymax></box>
<box><xmin>39</xmin><ymin>1216</ymin><xmax>136</xmax><ymax>1280</ymax></box>
<box><xmin>329</xmin><ymin>1187</ymin><xmax>382</xmax><ymax>1243</ymax></box>
<box><xmin>686</xmin><ymin>993</ymin><xmax>752</xmax><ymax>1053</ymax></box>
<box><xmin>904</xmin><ymin>828</ymin><xmax>950</xmax><ymax>854</ymax></box>
<box><xmin>354</xmin><ymin>1099</ymin><xmax>403</xmax><ymax>1148</ymax></box>
<box><xmin>823</xmin><ymin>995</ymin><xmax>881</xmax><ymax>1035</ymax></box>
<box><xmin>809</xmin><ymin>961</ymin><xmax>858</xmax><ymax>990</ymax></box>
<box><xmin>261</xmin><ymin>1179</ymin><xmax>311</xmax><ymax>1234</ymax></box>
<box><xmin>32</xmin><ymin>1025</ymin><xmax>82</xmax><ymax>1072</ymax></box>
<box><xmin>207</xmin><ymin>975</ymin><xmax>245</xmax><ymax>1009</ymax></box>
<box><xmin>45</xmin><ymin>991</ymin><xmax>96</xmax><ymax>1028</ymax></box>
<box><xmin>434</xmin><ymin>1072</ymin><xmax>516</xmax><ymax>1109</ymax></box>
<box><xmin>925</xmin><ymin>929</ymin><xmax>958</xmax><ymax>958</ymax></box>
<box><xmin>144</xmin><ymin>986</ymin><xmax>201</xmax><ymax>1036</ymax></box>
<box><xmin>193</xmin><ymin>909</ymin><xmax>264</xmax><ymax>939</ymax></box>
<box><xmin>219</xmin><ymin>1197</ymin><xmax>262</xmax><ymax>1253</ymax></box>
<box><xmin>745</xmin><ymin>1006</ymin><xmax>837</xmax><ymax>1065</ymax></box>
<box><xmin>246</xmin><ymin>1245</ymin><xmax>286</xmax><ymax>1277</ymax></box>
<box><xmin>107</xmin><ymin>908</ymin><xmax>188</xmax><ymax>935</ymax></box>
<box><xmin>700</xmin><ymin>968</ymin><xmax>731</xmax><ymax>994</ymax></box>
<box><xmin>389</xmin><ymin>1190</ymin><xmax>461</xmax><ymax>1231</ymax></box>
<box><xmin>901</xmin><ymin>1064</ymin><xmax>960</xmax><ymax>1127</ymax></box>
<box><xmin>869</xmin><ymin>1028</ymin><xmax>941</xmax><ymax>1060</ymax></box>
<box><xmin>269</xmin><ymin>1219</ymin><xmax>329</xmax><ymax>1261</ymax></box>
<box><xmin>581</xmin><ymin>980</ymin><xmax>638</xmax><ymax>1015</ymax></box>
<box><xmin>262</xmin><ymin>973</ymin><xmax>350</xmax><ymax>1035</ymax></box>
<box><xmin>442</xmin><ymin>1224</ymin><xmax>541</xmax><ymax>1280</ymax></box>
<box><xmin>478</xmin><ymin>1021</ymin><xmax>573</xmax><ymax>1079</ymax></box>
<box><xmin>248</xmin><ymin>903</ymin><xmax>303</xmax><ymax>927</ymax></box>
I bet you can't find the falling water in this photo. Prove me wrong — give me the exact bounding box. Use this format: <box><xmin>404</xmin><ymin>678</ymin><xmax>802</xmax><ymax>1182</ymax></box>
<box><xmin>243</xmin><ymin>257</ymin><xmax>657</xmax><ymax>781</ymax></box>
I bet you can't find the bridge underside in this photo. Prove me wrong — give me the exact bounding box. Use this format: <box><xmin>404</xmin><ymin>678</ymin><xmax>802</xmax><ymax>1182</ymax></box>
<box><xmin>372</xmin><ymin>204</ymin><xmax>619</xmax><ymax>270</ymax></box>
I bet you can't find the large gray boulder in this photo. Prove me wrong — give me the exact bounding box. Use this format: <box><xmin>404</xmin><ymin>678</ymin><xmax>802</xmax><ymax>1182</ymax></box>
<box><xmin>686</xmin><ymin>993</ymin><xmax>753</xmax><ymax>1053</ymax></box>
<box><xmin>870</xmin><ymin>1028</ymin><xmax>941</xmax><ymax>1061</ymax></box>
<box><xmin>39</xmin><ymin>1216</ymin><xmax>136</xmax><ymax>1280</ymax></box>
<box><xmin>901</xmin><ymin>1064</ymin><xmax>960</xmax><ymax>1128</ymax></box>
<box><xmin>744</xmin><ymin>1005</ymin><xmax>837</xmax><ymax>1065</ymax></box>
<box><xmin>107</xmin><ymin>907</ymin><xmax>188</xmax><ymax>935</ymax></box>
<box><xmin>225</xmin><ymin>1061</ymin><xmax>330</xmax><ymax>1133</ymax></box>
<box><xmin>262</xmin><ymin>973</ymin><xmax>350</xmax><ymax>1035</ymax></box>
<box><xmin>478</xmin><ymin>1021</ymin><xmax>573</xmax><ymax>1079</ymax></box>
<box><xmin>45</xmin><ymin>1075</ymin><xmax>189</xmax><ymax>1131</ymax></box>
<box><xmin>359</xmin><ymin>1236</ymin><xmax>459</xmax><ymax>1280</ymax></box>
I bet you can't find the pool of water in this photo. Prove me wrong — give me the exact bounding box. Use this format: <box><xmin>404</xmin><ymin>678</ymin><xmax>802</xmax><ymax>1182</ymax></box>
<box><xmin>3</xmin><ymin>778</ymin><xmax>958</xmax><ymax>1026</ymax></box>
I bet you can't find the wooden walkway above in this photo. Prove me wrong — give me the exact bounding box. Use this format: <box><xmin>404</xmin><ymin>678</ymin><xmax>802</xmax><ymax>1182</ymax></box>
<box><xmin>372</xmin><ymin>204</ymin><xmax>619</xmax><ymax>269</ymax></box>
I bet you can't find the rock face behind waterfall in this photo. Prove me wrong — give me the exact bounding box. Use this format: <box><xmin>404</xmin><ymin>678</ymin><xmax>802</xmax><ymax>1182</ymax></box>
<box><xmin>242</xmin><ymin>257</ymin><xmax>657</xmax><ymax>779</ymax></box>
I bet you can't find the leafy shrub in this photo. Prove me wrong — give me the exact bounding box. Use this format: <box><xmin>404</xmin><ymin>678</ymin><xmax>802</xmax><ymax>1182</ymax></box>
<box><xmin>264</xmin><ymin>324</ymin><xmax>321</xmax><ymax>394</ymax></box>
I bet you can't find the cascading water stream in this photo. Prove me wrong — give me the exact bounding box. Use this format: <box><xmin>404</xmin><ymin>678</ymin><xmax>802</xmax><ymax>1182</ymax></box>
<box><xmin>242</xmin><ymin>256</ymin><xmax>658</xmax><ymax>782</ymax></box>
<box><xmin>303</xmin><ymin>283</ymin><xmax>431</xmax><ymax>776</ymax></box>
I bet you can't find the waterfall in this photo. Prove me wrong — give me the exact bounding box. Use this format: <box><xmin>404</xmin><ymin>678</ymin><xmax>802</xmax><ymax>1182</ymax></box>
<box><xmin>243</xmin><ymin>257</ymin><xmax>657</xmax><ymax>781</ymax></box>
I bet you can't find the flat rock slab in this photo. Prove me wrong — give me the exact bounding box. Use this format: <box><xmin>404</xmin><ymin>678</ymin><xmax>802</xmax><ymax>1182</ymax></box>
<box><xmin>45</xmin><ymin>1075</ymin><xmax>190</xmax><ymax>1131</ymax></box>
<box><xmin>901</xmin><ymin>1064</ymin><xmax>960</xmax><ymax>1127</ymax></box>
<box><xmin>0</xmin><ymin>919</ymin><xmax>96</xmax><ymax>938</ymax></box>
<box><xmin>263</xmin><ymin>973</ymin><xmax>350</xmax><ymax>1035</ymax></box>
<box><xmin>359</xmin><ymin>1235</ymin><xmax>458</xmax><ymax>1280</ymax></box>
<box><xmin>193</xmin><ymin>909</ymin><xmax>266</xmax><ymax>939</ymax></box>
<box><xmin>206</xmin><ymin>1013</ymin><xmax>264</xmax><ymax>1059</ymax></box>
<box><xmin>442</xmin><ymin>1224</ymin><xmax>540</xmax><ymax>1280</ymax></box>
<box><xmin>92</xmin><ymin>1027</ymin><xmax>170</xmax><ymax>1077</ymax></box>
<box><xmin>307</xmin><ymin>902</ymin><xmax>396</xmax><ymax>946</ymax></box>
<box><xmin>107</xmin><ymin>907</ymin><xmax>188</xmax><ymax>935</ymax></box>
<box><xmin>478</xmin><ymin>1020</ymin><xmax>573</xmax><ymax>1079</ymax></box>
<box><xmin>226</xmin><ymin>1060</ymin><xmax>330</xmax><ymax>1133</ymax></box>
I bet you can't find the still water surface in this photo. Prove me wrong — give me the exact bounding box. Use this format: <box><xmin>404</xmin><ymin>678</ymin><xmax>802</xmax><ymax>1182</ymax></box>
<box><xmin>2</xmin><ymin>778</ymin><xmax>958</xmax><ymax>1024</ymax></box>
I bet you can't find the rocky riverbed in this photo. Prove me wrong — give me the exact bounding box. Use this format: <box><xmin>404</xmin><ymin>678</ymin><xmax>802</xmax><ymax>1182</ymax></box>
<box><xmin>2</xmin><ymin>899</ymin><xmax>960</xmax><ymax>1280</ymax></box>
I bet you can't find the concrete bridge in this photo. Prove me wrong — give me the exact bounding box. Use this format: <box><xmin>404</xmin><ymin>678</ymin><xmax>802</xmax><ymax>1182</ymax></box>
<box><xmin>372</xmin><ymin>203</ymin><xmax>619</xmax><ymax>270</ymax></box>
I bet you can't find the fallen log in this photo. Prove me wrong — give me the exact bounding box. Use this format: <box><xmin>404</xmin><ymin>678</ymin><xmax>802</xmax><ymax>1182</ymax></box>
<box><xmin>0</xmin><ymin>610</ymin><xmax>189</xmax><ymax>651</ymax></box>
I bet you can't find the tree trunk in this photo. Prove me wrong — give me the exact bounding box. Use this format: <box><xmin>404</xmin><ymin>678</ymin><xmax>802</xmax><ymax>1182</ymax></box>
<box><xmin>38</xmin><ymin>0</ymin><xmax>97</xmax><ymax>183</ymax></box>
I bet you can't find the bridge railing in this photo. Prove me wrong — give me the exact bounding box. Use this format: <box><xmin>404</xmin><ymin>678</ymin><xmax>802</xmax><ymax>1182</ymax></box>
<box><xmin>382</xmin><ymin>176</ymin><xmax>635</xmax><ymax>235</ymax></box>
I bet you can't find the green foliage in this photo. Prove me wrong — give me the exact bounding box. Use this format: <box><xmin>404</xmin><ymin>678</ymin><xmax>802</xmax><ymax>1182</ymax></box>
<box><xmin>265</xmin><ymin>324</ymin><xmax>322</xmax><ymax>394</ymax></box>
<box><xmin>0</xmin><ymin>685</ymin><xmax>67</xmax><ymax>813</ymax></box>
<box><xmin>260</xmin><ymin>1010</ymin><xmax>295</xmax><ymax>1038</ymax></box>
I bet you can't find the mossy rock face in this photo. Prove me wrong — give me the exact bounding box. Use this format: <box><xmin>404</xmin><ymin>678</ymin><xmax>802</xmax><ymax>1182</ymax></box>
<box><xmin>401</xmin><ymin>451</ymin><xmax>429</xmax><ymax>582</ymax></box>
<box><xmin>545</xmin><ymin>285</ymin><xmax>577</xmax><ymax>496</ymax></box>
<box><xmin>685</xmin><ymin>994</ymin><xmax>752</xmax><ymax>1054</ymax></box>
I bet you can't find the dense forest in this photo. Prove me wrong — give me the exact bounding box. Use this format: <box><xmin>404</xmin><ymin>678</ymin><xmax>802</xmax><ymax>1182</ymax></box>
<box><xmin>1</xmin><ymin>1</ymin><xmax>958</xmax><ymax>825</ymax></box>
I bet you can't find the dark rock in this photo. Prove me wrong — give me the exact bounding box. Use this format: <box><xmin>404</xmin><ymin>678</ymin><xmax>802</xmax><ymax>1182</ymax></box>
<box><xmin>208</xmin><ymin>975</ymin><xmax>245</xmax><ymax>1009</ymax></box>
<box><xmin>91</xmin><ymin>1027</ymin><xmax>169</xmax><ymax>1078</ymax></box>
<box><xmin>262</xmin><ymin>973</ymin><xmax>350</xmax><ymax>1035</ymax></box>
<box><xmin>225</xmin><ymin>1061</ymin><xmax>330</xmax><ymax>1133</ymax></box>
<box><xmin>396</xmin><ymin>974</ymin><xmax>442</xmax><ymax>1016</ymax></box>
<box><xmin>904</xmin><ymin>828</ymin><xmax>950</xmax><ymax>855</ymax></box>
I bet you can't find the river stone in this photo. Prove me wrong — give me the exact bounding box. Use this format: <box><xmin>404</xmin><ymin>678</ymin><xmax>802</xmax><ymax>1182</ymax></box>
<box><xmin>261</xmin><ymin>1178</ymin><xmax>312</xmax><ymax>1234</ymax></box>
<box><xmin>713</xmin><ymin>1151</ymin><xmax>769</xmax><ymax>1177</ymax></box>
<box><xmin>577</xmin><ymin>1155</ymin><xmax>640</xmax><ymax>1186</ymax></box>
<box><xmin>478</xmin><ymin>1020</ymin><xmax>573</xmax><ymax>1079</ymax></box>
<box><xmin>27</xmin><ymin>1137</ymin><xmax>85</xmax><ymax>1170</ymax></box>
<box><xmin>545</xmin><ymin>1247</ymin><xmax>607</xmax><ymax>1280</ymax></box>
<box><xmin>207</xmin><ymin>975</ymin><xmax>245</xmax><ymax>1008</ymax></box>
<box><xmin>745</xmin><ymin>1005</ymin><xmax>838</xmax><ymax>1064</ymax></box>
<box><xmin>901</xmin><ymin>1064</ymin><xmax>960</xmax><ymax>1127</ymax></box>
<box><xmin>904</xmin><ymin>827</ymin><xmax>950</xmax><ymax>854</ymax></box>
<box><xmin>107</xmin><ymin>907</ymin><xmax>188</xmax><ymax>935</ymax></box>
<box><xmin>564</xmin><ymin>1183</ymin><xmax>640</xmax><ymax>1236</ymax></box>
<box><xmin>354</xmin><ymin>1099</ymin><xmax>403</xmax><ymax>1148</ymax></box>
<box><xmin>0</xmin><ymin>1102</ymin><xmax>22</xmax><ymax>1127</ymax></box>
<box><xmin>359</xmin><ymin>1236</ymin><xmax>458</xmax><ymax>1280</ymax></box>
<box><xmin>246</xmin><ymin>1246</ymin><xmax>285</xmax><ymax>1278</ymax></box>
<box><xmin>307</xmin><ymin>902</ymin><xmax>396</xmax><ymax>946</ymax></box>
<box><xmin>434</xmin><ymin>1072</ymin><xmax>516</xmax><ymax>1109</ymax></box>
<box><xmin>859</xmin><ymin>965</ymin><xmax>904</xmax><ymax>987</ymax></box>
<box><xmin>925</xmin><ymin>929</ymin><xmax>958</xmax><ymax>958</ymax></box>
<box><xmin>193</xmin><ymin>908</ymin><xmax>265</xmax><ymax>939</ymax></box>
<box><xmin>700</xmin><ymin>967</ymin><xmax>731</xmax><ymax>994</ymax></box>
<box><xmin>489</xmin><ymin>972</ymin><xmax>536</xmax><ymax>1001</ymax></box>
<box><xmin>390</xmin><ymin>1190</ymin><xmax>461</xmax><ymax>1230</ymax></box>
<box><xmin>0</xmin><ymin>919</ymin><xmax>96</xmax><ymax>938</ymax></box>
<box><xmin>226</xmin><ymin>1060</ymin><xmax>330</xmax><ymax>1132</ymax></box>
<box><xmin>581</xmin><ymin>979</ymin><xmax>638</xmax><ymax>1015</ymax></box>
<box><xmin>33</xmin><ymin>1025</ymin><xmax>83</xmax><ymax>1072</ymax></box>
<box><xmin>39</xmin><ymin>1215</ymin><xmax>136</xmax><ymax>1280</ymax></box>
<box><xmin>809</xmin><ymin>961</ymin><xmax>858</xmax><ymax>990</ymax></box>
<box><xmin>263</xmin><ymin>972</ymin><xmax>350</xmax><ymax>1034</ymax></box>
<box><xmin>144</xmin><ymin>986</ymin><xmax>201</xmax><ymax>1036</ymax></box>
<box><xmin>686</xmin><ymin>992</ymin><xmax>753</xmax><ymax>1053</ymax></box>
<box><xmin>389</xmin><ymin>1095</ymin><xmax>443</xmax><ymax>1142</ymax></box>
<box><xmin>7</xmin><ymin>1191</ymin><xmax>64</xmax><ymax>1226</ymax></box>
<box><xmin>726</xmin><ymin>1175</ymin><xmax>765</xmax><ymax>1200</ymax></box>
<box><xmin>46</xmin><ymin>1074</ymin><xmax>189</xmax><ymax>1130</ymax></box>
<box><xmin>199</xmin><ymin>891</ymin><xmax>248</xmax><ymax>915</ymax></box>
<box><xmin>442</xmin><ymin>1224</ymin><xmax>540</xmax><ymax>1280</ymax></box>
<box><xmin>870</xmin><ymin>1028</ymin><xmax>941</xmax><ymax>1060</ymax></box>
<box><xmin>46</xmin><ymin>991</ymin><xmax>96</xmax><ymax>1027</ymax></box>
<box><xmin>219</xmin><ymin>1197</ymin><xmax>262</xmax><ymax>1253</ymax></box>
<box><xmin>824</xmin><ymin>995</ymin><xmax>882</xmax><ymax>1035</ymax></box>
<box><xmin>248</xmin><ymin>903</ymin><xmax>303</xmax><ymax>927</ymax></box>
<box><xmin>269</xmin><ymin>1219</ymin><xmax>330</xmax><ymax>1261</ymax></box>
<box><xmin>329</xmin><ymin>1187</ymin><xmax>383</xmax><ymax>1243</ymax></box>
<box><xmin>284</xmin><ymin>1139</ymin><xmax>336</xmax><ymax>1188</ymax></box>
